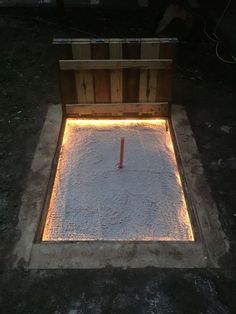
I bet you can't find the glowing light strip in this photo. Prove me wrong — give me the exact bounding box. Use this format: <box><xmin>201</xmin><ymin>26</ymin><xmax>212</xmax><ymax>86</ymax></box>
<box><xmin>42</xmin><ymin>118</ymin><xmax>194</xmax><ymax>242</ymax></box>
<box><xmin>65</xmin><ymin>118</ymin><xmax>166</xmax><ymax>126</ymax></box>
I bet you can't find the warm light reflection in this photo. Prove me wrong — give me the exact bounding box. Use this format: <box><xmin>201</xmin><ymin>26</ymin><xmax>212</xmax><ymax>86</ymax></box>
<box><xmin>66</xmin><ymin>118</ymin><xmax>166</xmax><ymax>127</ymax></box>
<box><xmin>61</xmin><ymin>119</ymin><xmax>166</xmax><ymax>147</ymax></box>
<box><xmin>43</xmin><ymin>118</ymin><xmax>194</xmax><ymax>242</ymax></box>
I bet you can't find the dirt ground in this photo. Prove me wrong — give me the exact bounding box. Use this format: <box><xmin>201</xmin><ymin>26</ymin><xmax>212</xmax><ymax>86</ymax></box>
<box><xmin>0</xmin><ymin>7</ymin><xmax>236</xmax><ymax>314</ymax></box>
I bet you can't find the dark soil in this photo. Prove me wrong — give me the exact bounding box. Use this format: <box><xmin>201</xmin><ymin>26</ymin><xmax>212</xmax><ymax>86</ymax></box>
<box><xmin>0</xmin><ymin>7</ymin><xmax>236</xmax><ymax>314</ymax></box>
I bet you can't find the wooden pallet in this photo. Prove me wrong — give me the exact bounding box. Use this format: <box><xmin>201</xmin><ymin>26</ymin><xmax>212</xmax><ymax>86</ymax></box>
<box><xmin>54</xmin><ymin>38</ymin><xmax>177</xmax><ymax>117</ymax></box>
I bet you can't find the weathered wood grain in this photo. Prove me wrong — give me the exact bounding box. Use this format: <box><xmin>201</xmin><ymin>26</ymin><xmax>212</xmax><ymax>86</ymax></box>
<box><xmin>139</xmin><ymin>42</ymin><xmax>160</xmax><ymax>102</ymax></box>
<box><xmin>72</xmin><ymin>42</ymin><xmax>94</xmax><ymax>104</ymax></box>
<box><xmin>122</xmin><ymin>42</ymin><xmax>140</xmax><ymax>102</ymax></box>
<box><xmin>66</xmin><ymin>102</ymin><xmax>169</xmax><ymax>116</ymax></box>
<box><xmin>59</xmin><ymin>59</ymin><xmax>172</xmax><ymax>70</ymax></box>
<box><xmin>109</xmin><ymin>41</ymin><xmax>123</xmax><ymax>103</ymax></box>
<box><xmin>57</xmin><ymin>45</ymin><xmax>77</xmax><ymax>111</ymax></box>
<box><xmin>91</xmin><ymin>43</ymin><xmax>110</xmax><ymax>103</ymax></box>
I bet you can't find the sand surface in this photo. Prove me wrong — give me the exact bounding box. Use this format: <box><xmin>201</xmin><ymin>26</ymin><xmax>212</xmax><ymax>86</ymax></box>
<box><xmin>43</xmin><ymin>119</ymin><xmax>194</xmax><ymax>241</ymax></box>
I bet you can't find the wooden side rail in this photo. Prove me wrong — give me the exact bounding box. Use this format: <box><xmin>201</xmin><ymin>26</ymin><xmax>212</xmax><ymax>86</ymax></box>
<box><xmin>66</xmin><ymin>102</ymin><xmax>169</xmax><ymax>117</ymax></box>
<box><xmin>59</xmin><ymin>59</ymin><xmax>172</xmax><ymax>70</ymax></box>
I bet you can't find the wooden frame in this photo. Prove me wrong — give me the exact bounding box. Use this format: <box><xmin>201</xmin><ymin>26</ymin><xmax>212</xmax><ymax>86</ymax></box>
<box><xmin>65</xmin><ymin>102</ymin><xmax>169</xmax><ymax>117</ymax></box>
<box><xmin>54</xmin><ymin>38</ymin><xmax>177</xmax><ymax>117</ymax></box>
<box><xmin>13</xmin><ymin>105</ymin><xmax>228</xmax><ymax>269</ymax></box>
<box><xmin>59</xmin><ymin>59</ymin><xmax>172</xmax><ymax>70</ymax></box>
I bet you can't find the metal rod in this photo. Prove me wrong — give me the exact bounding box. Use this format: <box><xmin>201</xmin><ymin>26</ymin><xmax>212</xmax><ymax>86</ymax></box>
<box><xmin>119</xmin><ymin>137</ymin><xmax>125</xmax><ymax>169</ymax></box>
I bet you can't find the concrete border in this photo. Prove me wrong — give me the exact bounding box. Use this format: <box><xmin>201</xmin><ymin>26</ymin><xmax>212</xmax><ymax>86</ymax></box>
<box><xmin>13</xmin><ymin>105</ymin><xmax>228</xmax><ymax>269</ymax></box>
<box><xmin>171</xmin><ymin>105</ymin><xmax>228</xmax><ymax>266</ymax></box>
<box><xmin>13</xmin><ymin>105</ymin><xmax>62</xmax><ymax>268</ymax></box>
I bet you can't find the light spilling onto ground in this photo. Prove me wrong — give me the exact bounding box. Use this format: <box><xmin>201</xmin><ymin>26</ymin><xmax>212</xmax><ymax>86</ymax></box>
<box><xmin>42</xmin><ymin>118</ymin><xmax>194</xmax><ymax>242</ymax></box>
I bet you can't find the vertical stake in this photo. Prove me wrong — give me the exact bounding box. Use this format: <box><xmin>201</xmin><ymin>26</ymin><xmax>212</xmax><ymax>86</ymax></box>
<box><xmin>119</xmin><ymin>137</ymin><xmax>125</xmax><ymax>169</ymax></box>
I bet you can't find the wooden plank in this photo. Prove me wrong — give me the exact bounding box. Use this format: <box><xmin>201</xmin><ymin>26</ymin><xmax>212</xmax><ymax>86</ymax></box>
<box><xmin>53</xmin><ymin>38</ymin><xmax>178</xmax><ymax>45</ymax></box>
<box><xmin>57</xmin><ymin>45</ymin><xmax>77</xmax><ymax>111</ymax></box>
<box><xmin>122</xmin><ymin>43</ymin><xmax>140</xmax><ymax>102</ymax></box>
<box><xmin>91</xmin><ymin>43</ymin><xmax>110</xmax><ymax>103</ymax></box>
<box><xmin>156</xmin><ymin>69</ymin><xmax>172</xmax><ymax>102</ymax></box>
<box><xmin>54</xmin><ymin>39</ymin><xmax>177</xmax><ymax>114</ymax></box>
<box><xmin>139</xmin><ymin>42</ymin><xmax>160</xmax><ymax>102</ymax></box>
<box><xmin>109</xmin><ymin>41</ymin><xmax>123</xmax><ymax>103</ymax></box>
<box><xmin>72</xmin><ymin>43</ymin><xmax>94</xmax><ymax>104</ymax></box>
<box><xmin>159</xmin><ymin>42</ymin><xmax>175</xmax><ymax>59</ymax></box>
<box><xmin>65</xmin><ymin>102</ymin><xmax>170</xmax><ymax>116</ymax></box>
<box><xmin>156</xmin><ymin>43</ymin><xmax>175</xmax><ymax>102</ymax></box>
<box><xmin>59</xmin><ymin>59</ymin><xmax>172</xmax><ymax>70</ymax></box>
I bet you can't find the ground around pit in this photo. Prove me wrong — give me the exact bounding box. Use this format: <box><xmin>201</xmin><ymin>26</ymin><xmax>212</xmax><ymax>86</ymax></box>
<box><xmin>0</xmin><ymin>7</ymin><xmax>236</xmax><ymax>314</ymax></box>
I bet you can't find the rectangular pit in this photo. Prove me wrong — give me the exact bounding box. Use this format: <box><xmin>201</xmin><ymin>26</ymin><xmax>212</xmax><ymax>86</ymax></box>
<box><xmin>13</xmin><ymin>38</ymin><xmax>227</xmax><ymax>268</ymax></box>
<box><xmin>42</xmin><ymin>119</ymin><xmax>194</xmax><ymax>242</ymax></box>
<box><xmin>13</xmin><ymin>105</ymin><xmax>228</xmax><ymax>268</ymax></box>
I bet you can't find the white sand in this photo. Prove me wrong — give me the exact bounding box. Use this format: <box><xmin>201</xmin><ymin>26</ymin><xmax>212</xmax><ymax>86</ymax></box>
<box><xmin>43</xmin><ymin>119</ymin><xmax>194</xmax><ymax>241</ymax></box>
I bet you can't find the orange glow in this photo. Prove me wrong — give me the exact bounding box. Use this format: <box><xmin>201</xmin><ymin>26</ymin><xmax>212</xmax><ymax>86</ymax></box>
<box><xmin>61</xmin><ymin>119</ymin><xmax>166</xmax><ymax>147</ymax></box>
<box><xmin>59</xmin><ymin>118</ymin><xmax>167</xmax><ymax>149</ymax></box>
<box><xmin>175</xmin><ymin>171</ymin><xmax>194</xmax><ymax>241</ymax></box>
<box><xmin>65</xmin><ymin>118</ymin><xmax>166</xmax><ymax>127</ymax></box>
<box><xmin>42</xmin><ymin>118</ymin><xmax>194</xmax><ymax>242</ymax></box>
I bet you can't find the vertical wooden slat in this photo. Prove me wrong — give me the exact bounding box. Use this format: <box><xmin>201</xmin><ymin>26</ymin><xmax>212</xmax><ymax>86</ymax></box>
<box><xmin>91</xmin><ymin>43</ymin><xmax>110</xmax><ymax>103</ymax></box>
<box><xmin>109</xmin><ymin>41</ymin><xmax>123</xmax><ymax>103</ymax></box>
<box><xmin>123</xmin><ymin>42</ymin><xmax>140</xmax><ymax>102</ymax></box>
<box><xmin>159</xmin><ymin>42</ymin><xmax>175</xmax><ymax>59</ymax></box>
<box><xmin>57</xmin><ymin>45</ymin><xmax>77</xmax><ymax>111</ymax></box>
<box><xmin>72</xmin><ymin>42</ymin><xmax>94</xmax><ymax>104</ymax></box>
<box><xmin>156</xmin><ymin>69</ymin><xmax>172</xmax><ymax>102</ymax></box>
<box><xmin>156</xmin><ymin>42</ymin><xmax>175</xmax><ymax>102</ymax></box>
<box><xmin>139</xmin><ymin>41</ymin><xmax>160</xmax><ymax>102</ymax></box>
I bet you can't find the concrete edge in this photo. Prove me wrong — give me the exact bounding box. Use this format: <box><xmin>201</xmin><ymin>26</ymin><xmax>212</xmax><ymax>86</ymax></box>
<box><xmin>12</xmin><ymin>105</ymin><xmax>62</xmax><ymax>268</ymax></box>
<box><xmin>171</xmin><ymin>105</ymin><xmax>229</xmax><ymax>267</ymax></box>
<box><xmin>29</xmin><ymin>242</ymin><xmax>206</xmax><ymax>269</ymax></box>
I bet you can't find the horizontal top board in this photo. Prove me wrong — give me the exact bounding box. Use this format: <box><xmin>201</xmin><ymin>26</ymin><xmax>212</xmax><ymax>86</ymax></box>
<box><xmin>53</xmin><ymin>38</ymin><xmax>178</xmax><ymax>45</ymax></box>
